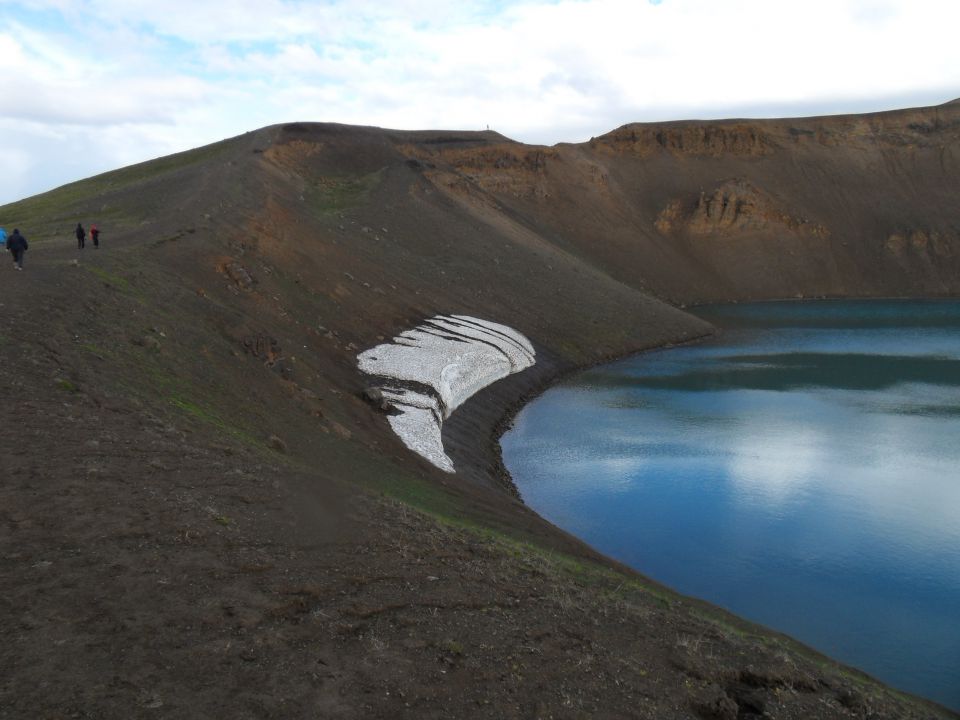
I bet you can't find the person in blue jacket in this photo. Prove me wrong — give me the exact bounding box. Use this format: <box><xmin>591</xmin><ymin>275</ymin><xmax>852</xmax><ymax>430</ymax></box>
<box><xmin>0</xmin><ymin>227</ymin><xmax>6</xmax><ymax>247</ymax></box>
<box><xmin>7</xmin><ymin>228</ymin><xmax>28</xmax><ymax>270</ymax></box>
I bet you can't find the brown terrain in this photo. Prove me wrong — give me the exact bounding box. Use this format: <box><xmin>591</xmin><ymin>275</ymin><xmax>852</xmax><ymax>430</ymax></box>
<box><xmin>2</xmin><ymin>99</ymin><xmax>959</xmax><ymax>719</ymax></box>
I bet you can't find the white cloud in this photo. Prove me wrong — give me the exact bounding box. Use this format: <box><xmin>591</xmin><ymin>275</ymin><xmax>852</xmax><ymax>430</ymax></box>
<box><xmin>1</xmin><ymin>23</ymin><xmax>216</xmax><ymax>126</ymax></box>
<box><xmin>727</xmin><ymin>423</ymin><xmax>826</xmax><ymax>504</ymax></box>
<box><xmin>717</xmin><ymin>391</ymin><xmax>960</xmax><ymax>547</ymax></box>
<box><xmin>1</xmin><ymin>0</ymin><xmax>959</xmax><ymax>203</ymax></box>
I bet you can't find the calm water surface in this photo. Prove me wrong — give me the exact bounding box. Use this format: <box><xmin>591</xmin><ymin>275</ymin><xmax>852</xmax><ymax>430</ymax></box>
<box><xmin>501</xmin><ymin>301</ymin><xmax>960</xmax><ymax>710</ymax></box>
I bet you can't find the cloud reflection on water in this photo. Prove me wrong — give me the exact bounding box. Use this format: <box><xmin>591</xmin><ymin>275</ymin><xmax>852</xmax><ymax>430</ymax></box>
<box><xmin>502</xmin><ymin>301</ymin><xmax>960</xmax><ymax>709</ymax></box>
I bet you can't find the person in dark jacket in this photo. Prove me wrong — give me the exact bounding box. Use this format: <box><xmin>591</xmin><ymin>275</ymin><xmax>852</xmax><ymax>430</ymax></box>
<box><xmin>76</xmin><ymin>222</ymin><xmax>86</xmax><ymax>249</ymax></box>
<box><xmin>7</xmin><ymin>228</ymin><xmax>28</xmax><ymax>270</ymax></box>
<box><xmin>91</xmin><ymin>224</ymin><xmax>100</xmax><ymax>248</ymax></box>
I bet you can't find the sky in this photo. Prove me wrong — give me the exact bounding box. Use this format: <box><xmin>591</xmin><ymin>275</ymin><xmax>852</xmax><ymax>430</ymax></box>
<box><xmin>1</xmin><ymin>0</ymin><xmax>959</xmax><ymax>204</ymax></box>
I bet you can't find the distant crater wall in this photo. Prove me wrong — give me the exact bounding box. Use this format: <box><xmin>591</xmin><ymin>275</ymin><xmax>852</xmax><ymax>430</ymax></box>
<box><xmin>406</xmin><ymin>102</ymin><xmax>960</xmax><ymax>304</ymax></box>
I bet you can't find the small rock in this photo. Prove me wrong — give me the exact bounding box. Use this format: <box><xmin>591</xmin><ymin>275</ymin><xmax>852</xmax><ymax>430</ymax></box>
<box><xmin>836</xmin><ymin>687</ymin><xmax>867</xmax><ymax>712</ymax></box>
<box><xmin>693</xmin><ymin>685</ymin><xmax>738</xmax><ymax>720</ymax></box>
<box><xmin>224</xmin><ymin>261</ymin><xmax>254</xmax><ymax>290</ymax></box>
<box><xmin>362</xmin><ymin>387</ymin><xmax>393</xmax><ymax>413</ymax></box>
<box><xmin>363</xmin><ymin>387</ymin><xmax>384</xmax><ymax>403</ymax></box>
<box><xmin>330</xmin><ymin>422</ymin><xmax>352</xmax><ymax>441</ymax></box>
<box><xmin>268</xmin><ymin>435</ymin><xmax>287</xmax><ymax>452</ymax></box>
<box><xmin>141</xmin><ymin>695</ymin><xmax>163</xmax><ymax>709</ymax></box>
<box><xmin>134</xmin><ymin>336</ymin><xmax>161</xmax><ymax>351</ymax></box>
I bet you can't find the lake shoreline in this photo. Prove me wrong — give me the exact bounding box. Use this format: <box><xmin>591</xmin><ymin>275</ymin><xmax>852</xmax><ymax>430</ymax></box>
<box><xmin>499</xmin><ymin>299</ymin><xmax>960</xmax><ymax>711</ymax></box>
<box><xmin>479</xmin><ymin>297</ymin><xmax>960</xmax><ymax>500</ymax></box>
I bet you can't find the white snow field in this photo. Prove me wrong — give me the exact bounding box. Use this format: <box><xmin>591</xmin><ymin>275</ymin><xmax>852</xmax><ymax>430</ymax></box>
<box><xmin>358</xmin><ymin>315</ymin><xmax>535</xmax><ymax>472</ymax></box>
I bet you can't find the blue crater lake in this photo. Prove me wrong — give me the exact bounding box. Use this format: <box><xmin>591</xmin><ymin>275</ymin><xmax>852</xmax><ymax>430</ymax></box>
<box><xmin>501</xmin><ymin>300</ymin><xmax>960</xmax><ymax>710</ymax></box>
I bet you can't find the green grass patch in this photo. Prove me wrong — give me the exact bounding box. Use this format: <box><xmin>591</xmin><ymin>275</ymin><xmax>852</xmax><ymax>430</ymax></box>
<box><xmin>687</xmin><ymin>607</ymin><xmax>756</xmax><ymax>641</ymax></box>
<box><xmin>168</xmin><ymin>395</ymin><xmax>261</xmax><ymax>449</ymax></box>
<box><xmin>306</xmin><ymin>169</ymin><xmax>384</xmax><ymax>215</ymax></box>
<box><xmin>55</xmin><ymin>378</ymin><xmax>80</xmax><ymax>393</ymax></box>
<box><xmin>373</xmin><ymin>470</ymin><xmax>678</xmax><ymax>611</ymax></box>
<box><xmin>441</xmin><ymin>639</ymin><xmax>464</xmax><ymax>656</ymax></box>
<box><xmin>371</xmin><ymin>471</ymin><xmax>466</xmax><ymax>521</ymax></box>
<box><xmin>86</xmin><ymin>265</ymin><xmax>131</xmax><ymax>291</ymax></box>
<box><xmin>80</xmin><ymin>342</ymin><xmax>116</xmax><ymax>359</ymax></box>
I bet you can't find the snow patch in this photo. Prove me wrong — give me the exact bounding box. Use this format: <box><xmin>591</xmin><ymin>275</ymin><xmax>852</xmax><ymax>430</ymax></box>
<box><xmin>358</xmin><ymin>315</ymin><xmax>535</xmax><ymax>472</ymax></box>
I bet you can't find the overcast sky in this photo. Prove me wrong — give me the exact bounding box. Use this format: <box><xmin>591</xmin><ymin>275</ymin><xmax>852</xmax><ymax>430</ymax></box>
<box><xmin>1</xmin><ymin>0</ymin><xmax>958</xmax><ymax>205</ymax></box>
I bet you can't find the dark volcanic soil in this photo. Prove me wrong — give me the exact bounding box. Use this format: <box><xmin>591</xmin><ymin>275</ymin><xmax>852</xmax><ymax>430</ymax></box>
<box><xmin>1</xmin><ymin>102</ymin><xmax>959</xmax><ymax>719</ymax></box>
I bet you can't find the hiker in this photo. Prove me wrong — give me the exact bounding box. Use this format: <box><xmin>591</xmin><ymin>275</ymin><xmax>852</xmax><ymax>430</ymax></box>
<box><xmin>76</xmin><ymin>222</ymin><xmax>86</xmax><ymax>249</ymax></box>
<box><xmin>91</xmin><ymin>224</ymin><xmax>100</xmax><ymax>248</ymax></box>
<box><xmin>7</xmin><ymin>228</ymin><xmax>28</xmax><ymax>270</ymax></box>
<box><xmin>0</xmin><ymin>227</ymin><xmax>6</xmax><ymax>248</ymax></box>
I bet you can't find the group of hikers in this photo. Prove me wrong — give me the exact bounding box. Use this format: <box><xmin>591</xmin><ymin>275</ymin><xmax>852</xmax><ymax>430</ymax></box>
<box><xmin>75</xmin><ymin>222</ymin><xmax>100</xmax><ymax>249</ymax></box>
<box><xmin>0</xmin><ymin>222</ymin><xmax>103</xmax><ymax>270</ymax></box>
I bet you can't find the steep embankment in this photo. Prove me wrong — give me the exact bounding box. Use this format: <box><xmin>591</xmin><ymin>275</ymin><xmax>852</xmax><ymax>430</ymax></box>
<box><xmin>1</xmin><ymin>102</ymin><xmax>958</xmax><ymax>719</ymax></box>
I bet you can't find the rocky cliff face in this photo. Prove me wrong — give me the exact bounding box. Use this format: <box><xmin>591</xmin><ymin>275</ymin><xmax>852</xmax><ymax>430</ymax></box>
<box><xmin>401</xmin><ymin>99</ymin><xmax>960</xmax><ymax>304</ymax></box>
<box><xmin>400</xmin><ymin>143</ymin><xmax>558</xmax><ymax>200</ymax></box>
<box><xmin>594</xmin><ymin>122</ymin><xmax>773</xmax><ymax>157</ymax></box>
<box><xmin>655</xmin><ymin>179</ymin><xmax>829</xmax><ymax>238</ymax></box>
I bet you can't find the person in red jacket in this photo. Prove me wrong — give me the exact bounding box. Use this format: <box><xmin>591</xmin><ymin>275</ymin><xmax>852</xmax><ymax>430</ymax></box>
<box><xmin>91</xmin><ymin>224</ymin><xmax>100</xmax><ymax>248</ymax></box>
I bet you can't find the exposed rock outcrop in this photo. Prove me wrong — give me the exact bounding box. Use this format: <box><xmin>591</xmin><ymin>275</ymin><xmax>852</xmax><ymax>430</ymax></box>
<box><xmin>595</xmin><ymin>122</ymin><xmax>773</xmax><ymax>157</ymax></box>
<box><xmin>221</xmin><ymin>259</ymin><xmax>255</xmax><ymax>290</ymax></box>
<box><xmin>886</xmin><ymin>228</ymin><xmax>959</xmax><ymax>257</ymax></box>
<box><xmin>401</xmin><ymin>143</ymin><xmax>557</xmax><ymax>200</ymax></box>
<box><xmin>655</xmin><ymin>179</ymin><xmax>828</xmax><ymax>238</ymax></box>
